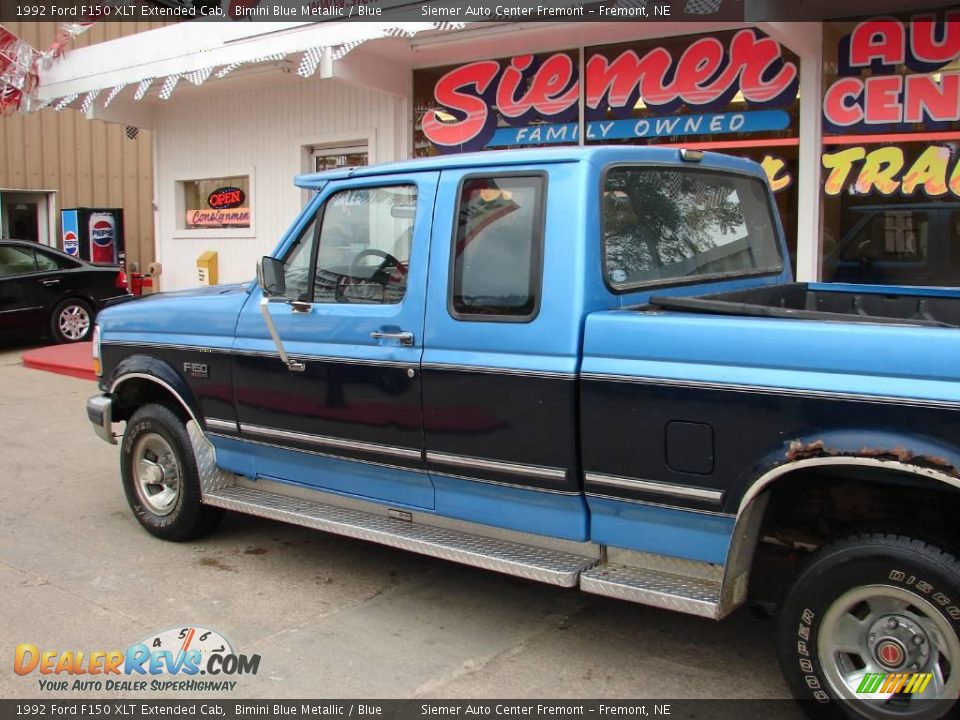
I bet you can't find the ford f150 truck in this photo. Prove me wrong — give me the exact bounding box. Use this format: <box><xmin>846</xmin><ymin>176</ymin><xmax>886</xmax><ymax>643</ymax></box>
<box><xmin>87</xmin><ymin>147</ymin><xmax>960</xmax><ymax>719</ymax></box>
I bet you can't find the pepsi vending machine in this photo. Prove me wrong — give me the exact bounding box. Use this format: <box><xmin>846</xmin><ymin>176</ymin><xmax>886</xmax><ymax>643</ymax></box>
<box><xmin>60</xmin><ymin>208</ymin><xmax>125</xmax><ymax>266</ymax></box>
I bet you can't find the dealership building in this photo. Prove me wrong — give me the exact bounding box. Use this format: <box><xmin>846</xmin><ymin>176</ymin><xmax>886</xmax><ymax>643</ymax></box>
<box><xmin>31</xmin><ymin>3</ymin><xmax>960</xmax><ymax>290</ymax></box>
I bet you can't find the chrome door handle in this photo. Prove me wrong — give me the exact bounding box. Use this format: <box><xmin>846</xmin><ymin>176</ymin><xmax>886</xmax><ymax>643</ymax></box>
<box><xmin>289</xmin><ymin>300</ymin><xmax>312</xmax><ymax>314</ymax></box>
<box><xmin>40</xmin><ymin>279</ymin><xmax>60</xmax><ymax>286</ymax></box>
<box><xmin>370</xmin><ymin>330</ymin><xmax>414</xmax><ymax>347</ymax></box>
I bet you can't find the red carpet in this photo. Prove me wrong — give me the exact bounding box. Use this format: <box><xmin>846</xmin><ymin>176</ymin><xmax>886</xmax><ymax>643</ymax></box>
<box><xmin>22</xmin><ymin>342</ymin><xmax>96</xmax><ymax>381</ymax></box>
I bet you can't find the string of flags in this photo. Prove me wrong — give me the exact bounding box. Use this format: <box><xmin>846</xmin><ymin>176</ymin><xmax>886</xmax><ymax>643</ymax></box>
<box><xmin>0</xmin><ymin>25</ymin><xmax>39</xmax><ymax>115</ymax></box>
<box><xmin>9</xmin><ymin>21</ymin><xmax>470</xmax><ymax>113</ymax></box>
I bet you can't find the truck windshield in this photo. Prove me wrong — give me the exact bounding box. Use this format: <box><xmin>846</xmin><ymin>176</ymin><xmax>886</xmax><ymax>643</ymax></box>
<box><xmin>602</xmin><ymin>167</ymin><xmax>783</xmax><ymax>291</ymax></box>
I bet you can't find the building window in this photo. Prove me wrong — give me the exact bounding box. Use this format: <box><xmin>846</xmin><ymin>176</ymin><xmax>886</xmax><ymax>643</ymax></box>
<box><xmin>312</xmin><ymin>145</ymin><xmax>368</xmax><ymax>172</ymax></box>
<box><xmin>450</xmin><ymin>175</ymin><xmax>545</xmax><ymax>321</ymax></box>
<box><xmin>179</xmin><ymin>175</ymin><xmax>250</xmax><ymax>229</ymax></box>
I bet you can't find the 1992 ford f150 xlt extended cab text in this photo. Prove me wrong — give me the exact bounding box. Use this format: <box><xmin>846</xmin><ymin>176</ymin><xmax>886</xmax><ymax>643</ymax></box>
<box><xmin>87</xmin><ymin>147</ymin><xmax>960</xmax><ymax>719</ymax></box>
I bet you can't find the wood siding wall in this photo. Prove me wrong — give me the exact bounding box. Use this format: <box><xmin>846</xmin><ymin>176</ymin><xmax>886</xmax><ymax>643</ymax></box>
<box><xmin>154</xmin><ymin>76</ymin><xmax>411</xmax><ymax>290</ymax></box>
<box><xmin>0</xmin><ymin>22</ymin><xmax>166</xmax><ymax>269</ymax></box>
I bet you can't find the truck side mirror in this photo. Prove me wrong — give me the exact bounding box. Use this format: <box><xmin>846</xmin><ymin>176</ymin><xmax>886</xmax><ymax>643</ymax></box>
<box><xmin>257</xmin><ymin>256</ymin><xmax>286</xmax><ymax>297</ymax></box>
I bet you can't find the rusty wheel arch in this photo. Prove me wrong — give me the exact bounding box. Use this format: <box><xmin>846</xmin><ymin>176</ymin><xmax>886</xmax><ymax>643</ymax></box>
<box><xmin>715</xmin><ymin>455</ymin><xmax>960</xmax><ymax>618</ymax></box>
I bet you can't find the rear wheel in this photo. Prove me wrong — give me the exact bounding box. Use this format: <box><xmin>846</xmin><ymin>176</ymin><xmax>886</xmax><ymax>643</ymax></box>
<box><xmin>50</xmin><ymin>298</ymin><xmax>93</xmax><ymax>343</ymax></box>
<box><xmin>778</xmin><ymin>534</ymin><xmax>960</xmax><ymax>720</ymax></box>
<box><xmin>120</xmin><ymin>403</ymin><xmax>223</xmax><ymax>541</ymax></box>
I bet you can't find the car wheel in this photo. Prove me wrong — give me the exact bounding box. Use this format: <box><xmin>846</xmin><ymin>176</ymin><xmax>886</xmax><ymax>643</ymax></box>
<box><xmin>50</xmin><ymin>298</ymin><xmax>93</xmax><ymax>343</ymax></box>
<box><xmin>778</xmin><ymin>533</ymin><xmax>960</xmax><ymax>720</ymax></box>
<box><xmin>120</xmin><ymin>403</ymin><xmax>224</xmax><ymax>542</ymax></box>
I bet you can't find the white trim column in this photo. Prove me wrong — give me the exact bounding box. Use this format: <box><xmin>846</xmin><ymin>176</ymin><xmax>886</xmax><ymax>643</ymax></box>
<box><xmin>760</xmin><ymin>22</ymin><xmax>824</xmax><ymax>282</ymax></box>
<box><xmin>796</xmin><ymin>32</ymin><xmax>824</xmax><ymax>281</ymax></box>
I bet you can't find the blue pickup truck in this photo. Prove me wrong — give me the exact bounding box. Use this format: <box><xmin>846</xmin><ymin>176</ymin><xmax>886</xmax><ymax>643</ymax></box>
<box><xmin>87</xmin><ymin>147</ymin><xmax>960</xmax><ymax>719</ymax></box>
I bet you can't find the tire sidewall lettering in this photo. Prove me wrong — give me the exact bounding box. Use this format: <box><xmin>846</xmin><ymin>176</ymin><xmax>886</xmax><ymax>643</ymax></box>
<box><xmin>786</xmin><ymin>551</ymin><xmax>960</xmax><ymax>716</ymax></box>
<box><xmin>121</xmin><ymin>415</ymin><xmax>187</xmax><ymax>529</ymax></box>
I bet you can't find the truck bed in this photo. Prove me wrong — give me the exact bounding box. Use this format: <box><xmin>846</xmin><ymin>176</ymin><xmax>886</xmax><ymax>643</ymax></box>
<box><xmin>650</xmin><ymin>282</ymin><xmax>960</xmax><ymax>328</ymax></box>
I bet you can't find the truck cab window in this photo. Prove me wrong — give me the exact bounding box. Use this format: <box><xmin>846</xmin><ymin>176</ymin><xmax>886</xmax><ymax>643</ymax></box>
<box><xmin>451</xmin><ymin>175</ymin><xmax>544</xmax><ymax>320</ymax></box>
<box><xmin>313</xmin><ymin>185</ymin><xmax>417</xmax><ymax>304</ymax></box>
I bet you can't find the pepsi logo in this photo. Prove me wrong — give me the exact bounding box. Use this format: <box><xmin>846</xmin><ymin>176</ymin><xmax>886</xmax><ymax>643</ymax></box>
<box><xmin>91</xmin><ymin>220</ymin><xmax>114</xmax><ymax>247</ymax></box>
<box><xmin>63</xmin><ymin>231</ymin><xmax>79</xmax><ymax>255</ymax></box>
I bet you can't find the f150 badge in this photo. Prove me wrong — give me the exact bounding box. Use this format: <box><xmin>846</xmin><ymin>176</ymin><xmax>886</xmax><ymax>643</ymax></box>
<box><xmin>183</xmin><ymin>362</ymin><xmax>209</xmax><ymax>379</ymax></box>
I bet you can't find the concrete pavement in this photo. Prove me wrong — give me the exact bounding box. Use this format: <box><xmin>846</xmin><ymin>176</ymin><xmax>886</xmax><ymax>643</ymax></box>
<box><xmin>0</xmin><ymin>345</ymin><xmax>796</xmax><ymax>710</ymax></box>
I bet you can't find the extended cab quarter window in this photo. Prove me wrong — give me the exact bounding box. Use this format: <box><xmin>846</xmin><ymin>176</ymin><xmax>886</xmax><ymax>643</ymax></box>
<box><xmin>602</xmin><ymin>167</ymin><xmax>782</xmax><ymax>291</ymax></box>
<box><xmin>451</xmin><ymin>175</ymin><xmax>544</xmax><ymax>320</ymax></box>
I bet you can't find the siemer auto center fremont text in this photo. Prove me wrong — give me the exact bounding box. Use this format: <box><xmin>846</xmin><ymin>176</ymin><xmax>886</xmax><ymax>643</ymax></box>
<box><xmin>418</xmin><ymin>3</ymin><xmax>665</xmax><ymax>16</ymax></box>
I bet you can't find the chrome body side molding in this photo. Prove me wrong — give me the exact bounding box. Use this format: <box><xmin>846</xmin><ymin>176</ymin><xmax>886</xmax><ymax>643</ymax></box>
<box><xmin>427</xmin><ymin>451</ymin><xmax>567</xmax><ymax>482</ymax></box>
<box><xmin>585</xmin><ymin>472</ymin><xmax>724</xmax><ymax>505</ymax></box>
<box><xmin>240</xmin><ymin>423</ymin><xmax>423</xmax><ymax>461</ymax></box>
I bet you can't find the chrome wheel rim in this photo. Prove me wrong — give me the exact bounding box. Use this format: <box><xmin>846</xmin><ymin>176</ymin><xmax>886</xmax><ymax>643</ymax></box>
<box><xmin>58</xmin><ymin>304</ymin><xmax>90</xmax><ymax>341</ymax></box>
<box><xmin>132</xmin><ymin>433</ymin><xmax>181</xmax><ymax>516</ymax></box>
<box><xmin>818</xmin><ymin>584</ymin><xmax>960</xmax><ymax>720</ymax></box>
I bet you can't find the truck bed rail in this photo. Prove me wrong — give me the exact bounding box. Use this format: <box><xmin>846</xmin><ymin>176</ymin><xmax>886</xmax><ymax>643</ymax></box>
<box><xmin>650</xmin><ymin>282</ymin><xmax>960</xmax><ymax>328</ymax></box>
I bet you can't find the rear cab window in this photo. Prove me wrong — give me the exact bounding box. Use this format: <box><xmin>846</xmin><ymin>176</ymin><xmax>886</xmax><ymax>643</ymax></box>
<box><xmin>602</xmin><ymin>166</ymin><xmax>783</xmax><ymax>291</ymax></box>
<box><xmin>449</xmin><ymin>174</ymin><xmax>546</xmax><ymax>322</ymax></box>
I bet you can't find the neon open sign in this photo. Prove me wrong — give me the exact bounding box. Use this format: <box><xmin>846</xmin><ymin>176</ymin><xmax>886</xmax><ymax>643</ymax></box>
<box><xmin>207</xmin><ymin>187</ymin><xmax>246</xmax><ymax>210</ymax></box>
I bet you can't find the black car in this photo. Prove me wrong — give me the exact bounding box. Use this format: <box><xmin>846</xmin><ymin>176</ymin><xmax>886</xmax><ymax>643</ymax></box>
<box><xmin>0</xmin><ymin>240</ymin><xmax>131</xmax><ymax>343</ymax></box>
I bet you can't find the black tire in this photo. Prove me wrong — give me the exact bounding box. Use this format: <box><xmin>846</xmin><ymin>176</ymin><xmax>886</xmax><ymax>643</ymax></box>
<box><xmin>120</xmin><ymin>403</ymin><xmax>223</xmax><ymax>541</ymax></box>
<box><xmin>778</xmin><ymin>533</ymin><xmax>960</xmax><ymax>720</ymax></box>
<box><xmin>49</xmin><ymin>297</ymin><xmax>94</xmax><ymax>343</ymax></box>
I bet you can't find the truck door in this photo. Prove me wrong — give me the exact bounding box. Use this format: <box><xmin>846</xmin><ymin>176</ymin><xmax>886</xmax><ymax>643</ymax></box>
<box><xmin>421</xmin><ymin>164</ymin><xmax>589</xmax><ymax>541</ymax></box>
<box><xmin>231</xmin><ymin>172</ymin><xmax>438</xmax><ymax>509</ymax></box>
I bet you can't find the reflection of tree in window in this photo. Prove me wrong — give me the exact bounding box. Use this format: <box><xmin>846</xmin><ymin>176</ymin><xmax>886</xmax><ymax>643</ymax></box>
<box><xmin>603</xmin><ymin>169</ymin><xmax>780</xmax><ymax>288</ymax></box>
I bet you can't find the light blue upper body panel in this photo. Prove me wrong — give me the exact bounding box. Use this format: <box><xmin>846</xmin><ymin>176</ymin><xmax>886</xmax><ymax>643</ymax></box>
<box><xmin>98</xmin><ymin>282</ymin><xmax>250</xmax><ymax>349</ymax></box>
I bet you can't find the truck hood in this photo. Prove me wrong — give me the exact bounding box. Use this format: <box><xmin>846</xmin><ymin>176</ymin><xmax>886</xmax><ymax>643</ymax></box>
<box><xmin>97</xmin><ymin>282</ymin><xmax>253</xmax><ymax>347</ymax></box>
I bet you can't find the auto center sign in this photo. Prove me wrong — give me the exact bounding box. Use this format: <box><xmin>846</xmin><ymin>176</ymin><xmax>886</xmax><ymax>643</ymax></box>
<box><xmin>822</xmin><ymin>12</ymin><xmax>960</xmax><ymax>200</ymax></box>
<box><xmin>420</xmin><ymin>29</ymin><xmax>798</xmax><ymax>153</ymax></box>
<box><xmin>823</xmin><ymin>12</ymin><xmax>960</xmax><ymax>131</ymax></box>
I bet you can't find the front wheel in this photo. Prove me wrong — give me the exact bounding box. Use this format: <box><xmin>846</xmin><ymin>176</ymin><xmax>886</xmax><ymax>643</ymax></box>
<box><xmin>778</xmin><ymin>533</ymin><xmax>960</xmax><ymax>720</ymax></box>
<box><xmin>120</xmin><ymin>403</ymin><xmax>223</xmax><ymax>541</ymax></box>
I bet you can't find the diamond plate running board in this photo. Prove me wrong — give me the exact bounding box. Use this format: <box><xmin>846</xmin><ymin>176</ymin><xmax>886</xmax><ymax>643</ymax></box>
<box><xmin>203</xmin><ymin>485</ymin><xmax>598</xmax><ymax>587</ymax></box>
<box><xmin>580</xmin><ymin>563</ymin><xmax>721</xmax><ymax>619</ymax></box>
